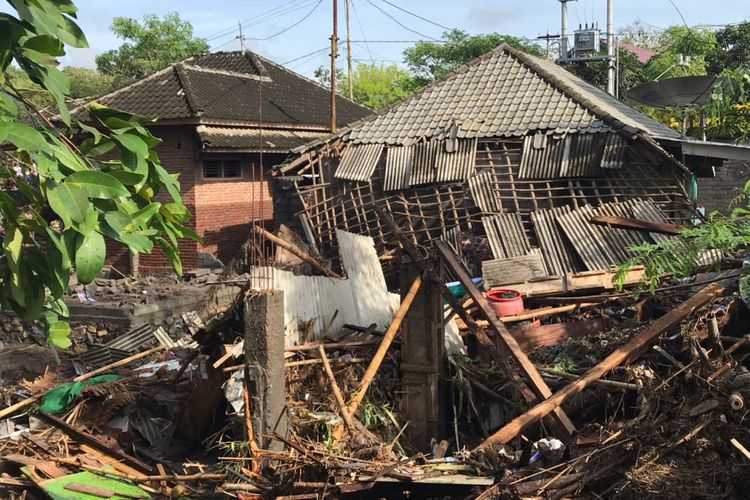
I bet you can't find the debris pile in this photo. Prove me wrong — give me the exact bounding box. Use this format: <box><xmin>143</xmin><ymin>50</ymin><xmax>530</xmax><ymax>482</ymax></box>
<box><xmin>2</xmin><ymin>227</ymin><xmax>750</xmax><ymax>499</ymax></box>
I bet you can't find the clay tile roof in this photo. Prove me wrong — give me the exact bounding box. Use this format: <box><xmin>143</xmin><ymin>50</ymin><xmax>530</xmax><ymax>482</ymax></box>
<box><xmin>74</xmin><ymin>51</ymin><xmax>372</xmax><ymax>128</ymax></box>
<box><xmin>196</xmin><ymin>125</ymin><xmax>328</xmax><ymax>152</ymax></box>
<box><xmin>346</xmin><ymin>44</ymin><xmax>681</xmax><ymax>145</ymax></box>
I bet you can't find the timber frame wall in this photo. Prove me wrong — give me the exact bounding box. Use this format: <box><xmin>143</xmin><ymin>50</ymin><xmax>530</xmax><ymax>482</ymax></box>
<box><xmin>287</xmin><ymin>137</ymin><xmax>693</xmax><ymax>271</ymax></box>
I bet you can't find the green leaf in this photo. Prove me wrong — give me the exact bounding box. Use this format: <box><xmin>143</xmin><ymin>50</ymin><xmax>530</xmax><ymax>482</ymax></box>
<box><xmin>22</xmin><ymin>34</ymin><xmax>64</xmax><ymax>55</ymax></box>
<box><xmin>3</xmin><ymin>224</ymin><xmax>23</xmax><ymax>268</ymax></box>
<box><xmin>66</xmin><ymin>170</ymin><xmax>129</xmax><ymax>199</ymax></box>
<box><xmin>74</xmin><ymin>230</ymin><xmax>105</xmax><ymax>283</ymax></box>
<box><xmin>48</xmin><ymin>139</ymin><xmax>88</xmax><ymax>172</ymax></box>
<box><xmin>113</xmin><ymin>132</ymin><xmax>149</xmax><ymax>158</ymax></box>
<box><xmin>0</xmin><ymin>91</ymin><xmax>17</xmax><ymax>119</ymax></box>
<box><xmin>34</xmin><ymin>152</ymin><xmax>64</xmax><ymax>182</ymax></box>
<box><xmin>0</xmin><ymin>191</ymin><xmax>18</xmax><ymax>220</ymax></box>
<box><xmin>152</xmin><ymin>163</ymin><xmax>182</xmax><ymax>203</ymax></box>
<box><xmin>0</xmin><ymin>122</ymin><xmax>47</xmax><ymax>151</ymax></box>
<box><xmin>78</xmin><ymin>122</ymin><xmax>103</xmax><ymax>144</ymax></box>
<box><xmin>47</xmin><ymin>181</ymin><xmax>90</xmax><ymax>227</ymax></box>
<box><xmin>131</xmin><ymin>202</ymin><xmax>161</xmax><ymax>228</ymax></box>
<box><xmin>75</xmin><ymin>208</ymin><xmax>98</xmax><ymax>236</ymax></box>
<box><xmin>48</xmin><ymin>321</ymin><xmax>72</xmax><ymax>349</ymax></box>
<box><xmin>45</xmin><ymin>227</ymin><xmax>71</xmax><ymax>271</ymax></box>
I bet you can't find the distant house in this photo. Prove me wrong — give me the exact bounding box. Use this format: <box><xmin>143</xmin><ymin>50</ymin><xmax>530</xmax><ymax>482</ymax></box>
<box><xmin>278</xmin><ymin>44</ymin><xmax>750</xmax><ymax>287</ymax></box>
<box><xmin>75</xmin><ymin>51</ymin><xmax>371</xmax><ymax>274</ymax></box>
<box><xmin>618</xmin><ymin>41</ymin><xmax>657</xmax><ymax>65</ymax></box>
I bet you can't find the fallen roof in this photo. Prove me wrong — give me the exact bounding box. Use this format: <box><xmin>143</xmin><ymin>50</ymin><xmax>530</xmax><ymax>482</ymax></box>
<box><xmin>73</xmin><ymin>51</ymin><xmax>372</xmax><ymax>129</ymax></box>
<box><xmin>345</xmin><ymin>44</ymin><xmax>682</xmax><ymax>145</ymax></box>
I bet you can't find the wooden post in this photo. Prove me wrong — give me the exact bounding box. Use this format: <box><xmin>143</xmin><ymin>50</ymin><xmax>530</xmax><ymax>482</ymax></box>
<box><xmin>399</xmin><ymin>257</ymin><xmax>445</xmax><ymax>449</ymax></box>
<box><xmin>477</xmin><ymin>282</ymin><xmax>725</xmax><ymax>448</ymax></box>
<box><xmin>347</xmin><ymin>274</ymin><xmax>423</xmax><ymax>416</ymax></box>
<box><xmin>251</xmin><ymin>224</ymin><xmax>343</xmax><ymax>279</ymax></box>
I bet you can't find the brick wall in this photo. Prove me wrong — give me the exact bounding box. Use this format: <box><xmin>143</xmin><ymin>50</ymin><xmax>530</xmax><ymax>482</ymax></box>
<box><xmin>697</xmin><ymin>161</ymin><xmax>750</xmax><ymax>215</ymax></box>
<box><xmin>194</xmin><ymin>153</ymin><xmax>284</xmax><ymax>264</ymax></box>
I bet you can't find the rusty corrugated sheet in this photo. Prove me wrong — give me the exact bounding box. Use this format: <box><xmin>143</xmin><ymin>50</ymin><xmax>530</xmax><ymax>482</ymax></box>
<box><xmin>435</xmin><ymin>138</ymin><xmax>478</xmax><ymax>183</ymax></box>
<box><xmin>601</xmin><ymin>134</ymin><xmax>626</xmax><ymax>169</ymax></box>
<box><xmin>384</xmin><ymin>145</ymin><xmax>413</xmax><ymax>191</ymax></box>
<box><xmin>334</xmin><ymin>143</ymin><xmax>384</xmax><ymax>182</ymax></box>
<box><xmin>519</xmin><ymin>133</ymin><xmax>565</xmax><ymax>179</ymax></box>
<box><xmin>531</xmin><ymin>206</ymin><xmax>580</xmax><ymax>276</ymax></box>
<box><xmin>482</xmin><ymin>213</ymin><xmax>531</xmax><ymax>259</ymax></box>
<box><xmin>520</xmin><ymin>132</ymin><xmax>622</xmax><ymax>179</ymax></box>
<box><xmin>409</xmin><ymin>141</ymin><xmax>439</xmax><ymax>186</ymax></box>
<box><xmin>468</xmin><ymin>171</ymin><xmax>502</xmax><ymax>212</ymax></box>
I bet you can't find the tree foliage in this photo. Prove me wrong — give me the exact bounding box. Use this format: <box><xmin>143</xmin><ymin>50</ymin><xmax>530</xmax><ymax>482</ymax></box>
<box><xmin>64</xmin><ymin>67</ymin><xmax>116</xmax><ymax>99</ymax></box>
<box><xmin>343</xmin><ymin>63</ymin><xmax>416</xmax><ymax>112</ymax></box>
<box><xmin>403</xmin><ymin>29</ymin><xmax>543</xmax><ymax>86</ymax></box>
<box><xmin>566</xmin><ymin>48</ymin><xmax>648</xmax><ymax>96</ymax></box>
<box><xmin>96</xmin><ymin>13</ymin><xmax>208</xmax><ymax>83</ymax></box>
<box><xmin>0</xmin><ymin>1</ymin><xmax>195</xmax><ymax>348</ymax></box>
<box><xmin>642</xmin><ymin>27</ymin><xmax>717</xmax><ymax>81</ymax></box>
<box><xmin>708</xmin><ymin>22</ymin><xmax>750</xmax><ymax>75</ymax></box>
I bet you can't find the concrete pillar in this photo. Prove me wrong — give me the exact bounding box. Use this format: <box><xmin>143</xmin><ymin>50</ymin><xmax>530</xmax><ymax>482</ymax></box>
<box><xmin>399</xmin><ymin>258</ymin><xmax>446</xmax><ymax>450</ymax></box>
<box><xmin>244</xmin><ymin>290</ymin><xmax>287</xmax><ymax>451</ymax></box>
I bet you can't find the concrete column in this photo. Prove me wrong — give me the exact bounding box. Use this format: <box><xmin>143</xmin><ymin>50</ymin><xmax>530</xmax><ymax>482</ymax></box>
<box><xmin>244</xmin><ymin>290</ymin><xmax>287</xmax><ymax>451</ymax></box>
<box><xmin>399</xmin><ymin>258</ymin><xmax>446</xmax><ymax>450</ymax></box>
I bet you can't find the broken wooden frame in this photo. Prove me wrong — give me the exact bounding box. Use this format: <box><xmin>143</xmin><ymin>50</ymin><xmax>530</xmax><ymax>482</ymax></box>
<box><xmin>283</xmin><ymin>137</ymin><xmax>694</xmax><ymax>277</ymax></box>
<box><xmin>477</xmin><ymin>281</ymin><xmax>726</xmax><ymax>447</ymax></box>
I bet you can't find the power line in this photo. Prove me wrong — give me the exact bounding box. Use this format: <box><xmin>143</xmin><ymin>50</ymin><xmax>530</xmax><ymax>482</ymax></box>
<box><xmin>378</xmin><ymin>0</ymin><xmax>452</xmax><ymax>31</ymax></box>
<box><xmin>204</xmin><ymin>0</ymin><xmax>318</xmax><ymax>42</ymax></box>
<box><xmin>351</xmin><ymin>0</ymin><xmax>375</xmax><ymax>64</ymax></box>
<box><xmin>666</xmin><ymin>0</ymin><xmax>688</xmax><ymax>27</ymax></box>
<box><xmin>248</xmin><ymin>0</ymin><xmax>323</xmax><ymax>41</ymax></box>
<box><xmin>282</xmin><ymin>46</ymin><xmax>330</xmax><ymax>65</ymax></box>
<box><xmin>364</xmin><ymin>0</ymin><xmax>441</xmax><ymax>42</ymax></box>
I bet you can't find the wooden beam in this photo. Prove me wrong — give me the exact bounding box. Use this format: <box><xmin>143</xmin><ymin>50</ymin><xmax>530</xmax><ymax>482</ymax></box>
<box><xmin>319</xmin><ymin>345</ymin><xmax>356</xmax><ymax>432</ymax></box>
<box><xmin>435</xmin><ymin>240</ymin><xmax>576</xmax><ymax>439</ymax></box>
<box><xmin>347</xmin><ymin>274</ymin><xmax>423</xmax><ymax>415</ymax></box>
<box><xmin>250</xmin><ymin>224</ymin><xmax>344</xmax><ymax>279</ymax></box>
<box><xmin>589</xmin><ymin>215</ymin><xmax>684</xmax><ymax>235</ymax></box>
<box><xmin>477</xmin><ymin>282</ymin><xmax>725</xmax><ymax>448</ymax></box>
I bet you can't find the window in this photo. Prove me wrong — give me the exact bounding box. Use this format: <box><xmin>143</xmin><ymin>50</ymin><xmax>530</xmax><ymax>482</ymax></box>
<box><xmin>202</xmin><ymin>159</ymin><xmax>244</xmax><ymax>179</ymax></box>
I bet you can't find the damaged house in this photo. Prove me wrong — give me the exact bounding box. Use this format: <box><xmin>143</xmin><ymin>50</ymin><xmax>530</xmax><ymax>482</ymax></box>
<box><xmin>278</xmin><ymin>44</ymin><xmax>743</xmax><ymax>292</ymax></box>
<box><xmin>74</xmin><ymin>50</ymin><xmax>371</xmax><ymax>274</ymax></box>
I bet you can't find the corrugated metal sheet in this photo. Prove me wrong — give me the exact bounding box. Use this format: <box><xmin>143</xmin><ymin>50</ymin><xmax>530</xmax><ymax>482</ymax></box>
<box><xmin>560</xmin><ymin>133</ymin><xmax>602</xmax><ymax>177</ymax></box>
<box><xmin>601</xmin><ymin>134</ymin><xmax>626</xmax><ymax>169</ymax></box>
<box><xmin>468</xmin><ymin>171</ymin><xmax>502</xmax><ymax>212</ymax></box>
<box><xmin>482</xmin><ymin>249</ymin><xmax>547</xmax><ymax>287</ymax></box>
<box><xmin>104</xmin><ymin>324</ymin><xmax>154</xmax><ymax>353</ymax></box>
<box><xmin>519</xmin><ymin>133</ymin><xmax>565</xmax><ymax>179</ymax></box>
<box><xmin>334</xmin><ymin>143</ymin><xmax>384</xmax><ymax>182</ymax></box>
<box><xmin>520</xmin><ymin>132</ymin><xmax>622</xmax><ymax>179</ymax></box>
<box><xmin>531</xmin><ymin>206</ymin><xmax>580</xmax><ymax>276</ymax></box>
<box><xmin>248</xmin><ymin>230</ymin><xmax>399</xmax><ymax>345</ymax></box>
<box><xmin>74</xmin><ymin>346</ymin><xmax>132</xmax><ymax>369</ymax></box>
<box><xmin>435</xmin><ymin>138</ymin><xmax>477</xmax><ymax>183</ymax></box>
<box><xmin>384</xmin><ymin>145</ymin><xmax>413</xmax><ymax>191</ymax></box>
<box><xmin>482</xmin><ymin>213</ymin><xmax>531</xmax><ymax>259</ymax></box>
<box><xmin>409</xmin><ymin>141</ymin><xmax>439</xmax><ymax>186</ymax></box>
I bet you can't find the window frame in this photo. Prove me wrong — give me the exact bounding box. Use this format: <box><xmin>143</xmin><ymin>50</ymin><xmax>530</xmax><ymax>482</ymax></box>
<box><xmin>201</xmin><ymin>158</ymin><xmax>246</xmax><ymax>180</ymax></box>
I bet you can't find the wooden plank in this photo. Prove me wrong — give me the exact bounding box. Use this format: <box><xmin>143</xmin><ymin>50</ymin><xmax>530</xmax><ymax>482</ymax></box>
<box><xmin>482</xmin><ymin>251</ymin><xmax>547</xmax><ymax>287</ymax></box>
<box><xmin>435</xmin><ymin>240</ymin><xmax>576</xmax><ymax>439</ymax></box>
<box><xmin>477</xmin><ymin>282</ymin><xmax>725</xmax><ymax>448</ymax></box>
<box><xmin>509</xmin><ymin>318</ymin><xmax>610</xmax><ymax>351</ymax></box>
<box><xmin>590</xmin><ymin>215</ymin><xmax>684</xmax><ymax>235</ymax></box>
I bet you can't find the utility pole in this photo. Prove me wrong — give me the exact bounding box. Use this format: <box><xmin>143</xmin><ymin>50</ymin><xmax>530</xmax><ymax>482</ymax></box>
<box><xmin>237</xmin><ymin>22</ymin><xmax>246</xmax><ymax>52</ymax></box>
<box><xmin>345</xmin><ymin>0</ymin><xmax>353</xmax><ymax>100</ymax></box>
<box><xmin>559</xmin><ymin>0</ymin><xmax>576</xmax><ymax>62</ymax></box>
<box><xmin>330</xmin><ymin>0</ymin><xmax>338</xmax><ymax>132</ymax></box>
<box><xmin>606</xmin><ymin>0</ymin><xmax>615</xmax><ymax>96</ymax></box>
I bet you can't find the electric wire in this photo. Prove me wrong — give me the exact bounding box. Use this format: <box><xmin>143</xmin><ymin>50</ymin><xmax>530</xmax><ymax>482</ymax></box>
<box><xmin>247</xmin><ymin>0</ymin><xmax>323</xmax><ymax>41</ymax></box>
<box><xmin>204</xmin><ymin>0</ymin><xmax>318</xmax><ymax>42</ymax></box>
<box><xmin>364</xmin><ymin>0</ymin><xmax>440</xmax><ymax>42</ymax></box>
<box><xmin>351</xmin><ymin>0</ymin><xmax>375</xmax><ymax>64</ymax></box>
<box><xmin>666</xmin><ymin>0</ymin><xmax>689</xmax><ymax>27</ymax></box>
<box><xmin>378</xmin><ymin>0</ymin><xmax>452</xmax><ymax>31</ymax></box>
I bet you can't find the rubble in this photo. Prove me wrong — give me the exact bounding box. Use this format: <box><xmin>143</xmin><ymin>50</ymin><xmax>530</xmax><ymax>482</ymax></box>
<box><xmin>2</xmin><ymin>227</ymin><xmax>750</xmax><ymax>499</ymax></box>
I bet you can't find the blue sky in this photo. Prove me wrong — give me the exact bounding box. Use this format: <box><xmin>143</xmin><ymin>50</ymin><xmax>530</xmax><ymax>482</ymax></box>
<box><xmin>56</xmin><ymin>0</ymin><xmax>750</xmax><ymax>77</ymax></box>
